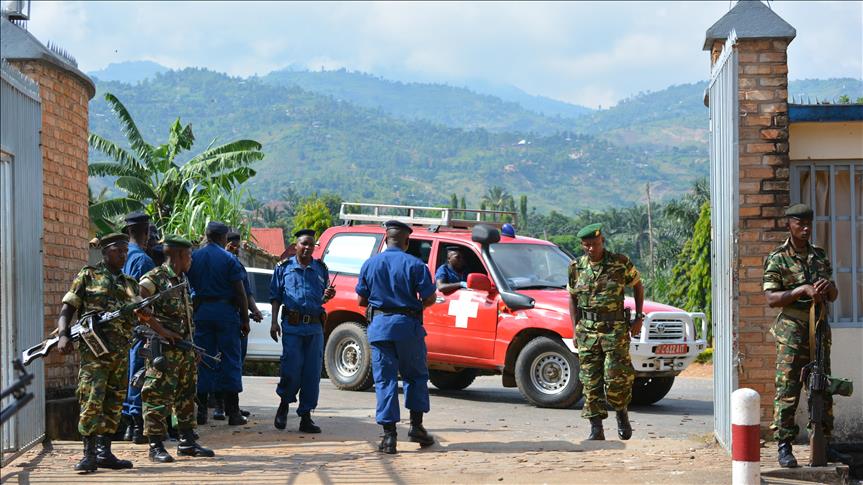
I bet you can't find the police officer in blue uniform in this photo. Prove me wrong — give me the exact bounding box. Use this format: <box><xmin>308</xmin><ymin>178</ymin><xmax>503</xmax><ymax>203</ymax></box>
<box><xmin>213</xmin><ymin>231</ymin><xmax>262</xmax><ymax>420</ymax></box>
<box><xmin>270</xmin><ymin>229</ymin><xmax>335</xmax><ymax>433</ymax></box>
<box><xmin>435</xmin><ymin>246</ymin><xmax>469</xmax><ymax>295</ymax></box>
<box><xmin>187</xmin><ymin>221</ymin><xmax>250</xmax><ymax>426</ymax></box>
<box><xmin>120</xmin><ymin>211</ymin><xmax>156</xmax><ymax>444</ymax></box>
<box><xmin>356</xmin><ymin>220</ymin><xmax>437</xmax><ymax>454</ymax></box>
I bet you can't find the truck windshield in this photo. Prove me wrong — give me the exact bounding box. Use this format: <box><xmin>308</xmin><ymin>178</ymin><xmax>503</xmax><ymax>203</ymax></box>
<box><xmin>488</xmin><ymin>243</ymin><xmax>572</xmax><ymax>290</ymax></box>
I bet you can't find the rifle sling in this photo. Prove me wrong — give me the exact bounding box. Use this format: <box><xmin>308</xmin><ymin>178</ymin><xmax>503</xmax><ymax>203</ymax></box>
<box><xmin>809</xmin><ymin>302</ymin><xmax>816</xmax><ymax>362</ymax></box>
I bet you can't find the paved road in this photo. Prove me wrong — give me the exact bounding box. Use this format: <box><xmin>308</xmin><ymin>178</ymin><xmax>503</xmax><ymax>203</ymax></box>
<box><xmin>238</xmin><ymin>374</ymin><xmax>714</xmax><ymax>442</ymax></box>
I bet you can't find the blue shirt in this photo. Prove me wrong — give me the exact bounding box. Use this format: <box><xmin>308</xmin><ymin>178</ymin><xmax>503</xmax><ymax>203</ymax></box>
<box><xmin>435</xmin><ymin>264</ymin><xmax>467</xmax><ymax>284</ymax></box>
<box><xmin>123</xmin><ymin>242</ymin><xmax>155</xmax><ymax>281</ymax></box>
<box><xmin>232</xmin><ymin>254</ymin><xmax>253</xmax><ymax>297</ymax></box>
<box><xmin>356</xmin><ymin>247</ymin><xmax>436</xmax><ymax>342</ymax></box>
<box><xmin>186</xmin><ymin>243</ymin><xmax>244</xmax><ymax>321</ymax></box>
<box><xmin>269</xmin><ymin>257</ymin><xmax>329</xmax><ymax>317</ymax></box>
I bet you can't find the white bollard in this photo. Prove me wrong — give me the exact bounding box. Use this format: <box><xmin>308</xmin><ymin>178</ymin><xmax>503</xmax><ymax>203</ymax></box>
<box><xmin>731</xmin><ymin>388</ymin><xmax>761</xmax><ymax>485</ymax></box>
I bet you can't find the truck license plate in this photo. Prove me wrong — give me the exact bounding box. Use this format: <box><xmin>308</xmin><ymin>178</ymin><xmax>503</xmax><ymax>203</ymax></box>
<box><xmin>655</xmin><ymin>344</ymin><xmax>688</xmax><ymax>355</ymax></box>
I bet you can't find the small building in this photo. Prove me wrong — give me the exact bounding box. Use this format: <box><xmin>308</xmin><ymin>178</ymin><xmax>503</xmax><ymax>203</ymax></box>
<box><xmin>703</xmin><ymin>0</ymin><xmax>862</xmax><ymax>448</ymax></box>
<box><xmin>2</xmin><ymin>10</ymin><xmax>95</xmax><ymax>444</ymax></box>
<box><xmin>250</xmin><ymin>227</ymin><xmax>287</xmax><ymax>258</ymax></box>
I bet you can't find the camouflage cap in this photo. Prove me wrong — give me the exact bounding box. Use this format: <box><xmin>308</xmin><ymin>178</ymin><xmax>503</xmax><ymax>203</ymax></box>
<box><xmin>577</xmin><ymin>223</ymin><xmax>603</xmax><ymax>239</ymax></box>
<box><xmin>162</xmin><ymin>235</ymin><xmax>192</xmax><ymax>248</ymax></box>
<box><xmin>785</xmin><ymin>203</ymin><xmax>813</xmax><ymax>219</ymax></box>
<box><xmin>99</xmin><ymin>232</ymin><xmax>130</xmax><ymax>249</ymax></box>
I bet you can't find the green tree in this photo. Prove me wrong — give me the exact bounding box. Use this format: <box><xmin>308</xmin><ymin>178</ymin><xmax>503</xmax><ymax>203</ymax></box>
<box><xmin>293</xmin><ymin>198</ymin><xmax>333</xmax><ymax>237</ymax></box>
<box><xmin>481</xmin><ymin>186</ymin><xmax>514</xmax><ymax>221</ymax></box>
<box><xmin>518</xmin><ymin>194</ymin><xmax>529</xmax><ymax>227</ymax></box>
<box><xmin>87</xmin><ymin>92</ymin><xmax>264</xmax><ymax>235</ymax></box>
<box><xmin>667</xmin><ymin>201</ymin><xmax>712</xmax><ymax>344</ymax></box>
<box><xmin>837</xmin><ymin>94</ymin><xmax>851</xmax><ymax>104</ymax></box>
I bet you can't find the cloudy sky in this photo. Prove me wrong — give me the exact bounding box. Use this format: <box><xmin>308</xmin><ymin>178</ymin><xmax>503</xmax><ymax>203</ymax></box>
<box><xmin>24</xmin><ymin>1</ymin><xmax>863</xmax><ymax>108</ymax></box>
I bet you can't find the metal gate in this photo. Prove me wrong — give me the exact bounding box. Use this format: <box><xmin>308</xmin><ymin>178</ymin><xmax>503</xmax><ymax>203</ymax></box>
<box><xmin>707</xmin><ymin>31</ymin><xmax>739</xmax><ymax>451</ymax></box>
<box><xmin>1</xmin><ymin>59</ymin><xmax>46</xmax><ymax>465</ymax></box>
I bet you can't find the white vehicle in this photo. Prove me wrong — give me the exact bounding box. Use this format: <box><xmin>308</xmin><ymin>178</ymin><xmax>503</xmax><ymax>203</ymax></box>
<box><xmin>244</xmin><ymin>267</ymin><xmax>281</xmax><ymax>360</ymax></box>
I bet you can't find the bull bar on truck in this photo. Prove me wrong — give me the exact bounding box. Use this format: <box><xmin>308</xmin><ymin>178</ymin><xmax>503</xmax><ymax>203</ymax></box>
<box><xmin>563</xmin><ymin>311</ymin><xmax>708</xmax><ymax>376</ymax></box>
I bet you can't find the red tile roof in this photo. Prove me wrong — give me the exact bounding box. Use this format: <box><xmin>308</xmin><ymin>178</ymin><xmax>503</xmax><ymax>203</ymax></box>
<box><xmin>250</xmin><ymin>227</ymin><xmax>286</xmax><ymax>257</ymax></box>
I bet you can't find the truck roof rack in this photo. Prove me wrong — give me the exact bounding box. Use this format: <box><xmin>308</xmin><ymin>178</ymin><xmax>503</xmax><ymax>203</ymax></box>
<box><xmin>339</xmin><ymin>202</ymin><xmax>517</xmax><ymax>229</ymax></box>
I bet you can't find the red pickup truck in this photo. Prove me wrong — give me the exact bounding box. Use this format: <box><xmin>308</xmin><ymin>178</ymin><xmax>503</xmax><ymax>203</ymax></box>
<box><xmin>308</xmin><ymin>203</ymin><xmax>707</xmax><ymax>408</ymax></box>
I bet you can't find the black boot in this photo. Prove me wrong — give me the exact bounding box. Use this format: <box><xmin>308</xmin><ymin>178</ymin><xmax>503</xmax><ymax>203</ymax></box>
<box><xmin>274</xmin><ymin>400</ymin><xmax>289</xmax><ymax>430</ymax></box>
<box><xmin>587</xmin><ymin>417</ymin><xmax>605</xmax><ymax>441</ymax></box>
<box><xmin>122</xmin><ymin>419</ymin><xmax>134</xmax><ymax>441</ymax></box>
<box><xmin>177</xmin><ymin>429</ymin><xmax>215</xmax><ymax>457</ymax></box>
<box><xmin>131</xmin><ymin>415</ymin><xmax>147</xmax><ymax>445</ymax></box>
<box><xmin>299</xmin><ymin>413</ymin><xmax>321</xmax><ymax>433</ymax></box>
<box><xmin>74</xmin><ymin>436</ymin><xmax>98</xmax><ymax>473</ymax></box>
<box><xmin>240</xmin><ymin>408</ymin><xmax>251</xmax><ymax>417</ymax></box>
<box><xmin>616</xmin><ymin>410</ymin><xmax>632</xmax><ymax>440</ymax></box>
<box><xmin>378</xmin><ymin>423</ymin><xmax>397</xmax><ymax>454</ymax></box>
<box><xmin>148</xmin><ymin>436</ymin><xmax>174</xmax><ymax>463</ymax></box>
<box><xmin>114</xmin><ymin>415</ymin><xmax>130</xmax><ymax>441</ymax></box>
<box><xmin>408</xmin><ymin>410</ymin><xmax>435</xmax><ymax>447</ymax></box>
<box><xmin>225</xmin><ymin>392</ymin><xmax>248</xmax><ymax>425</ymax></box>
<box><xmin>778</xmin><ymin>440</ymin><xmax>798</xmax><ymax>468</ymax></box>
<box><xmin>95</xmin><ymin>435</ymin><xmax>134</xmax><ymax>469</ymax></box>
<box><xmin>196</xmin><ymin>393</ymin><xmax>208</xmax><ymax>425</ymax></box>
<box><xmin>212</xmin><ymin>392</ymin><xmax>226</xmax><ymax>421</ymax></box>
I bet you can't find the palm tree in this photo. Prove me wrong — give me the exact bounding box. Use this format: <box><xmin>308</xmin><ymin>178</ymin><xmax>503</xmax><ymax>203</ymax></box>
<box><xmin>88</xmin><ymin>93</ymin><xmax>264</xmax><ymax>234</ymax></box>
<box><xmin>481</xmin><ymin>186</ymin><xmax>514</xmax><ymax>221</ymax></box>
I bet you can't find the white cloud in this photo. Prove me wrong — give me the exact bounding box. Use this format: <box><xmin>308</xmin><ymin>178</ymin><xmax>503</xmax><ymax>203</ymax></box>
<box><xmin>23</xmin><ymin>1</ymin><xmax>863</xmax><ymax>107</ymax></box>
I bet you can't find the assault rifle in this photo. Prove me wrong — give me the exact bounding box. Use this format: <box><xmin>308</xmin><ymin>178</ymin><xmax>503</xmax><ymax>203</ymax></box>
<box><xmin>21</xmin><ymin>281</ymin><xmax>188</xmax><ymax>366</ymax></box>
<box><xmin>802</xmin><ymin>302</ymin><xmax>829</xmax><ymax>467</ymax></box>
<box><xmin>129</xmin><ymin>325</ymin><xmax>221</xmax><ymax>390</ymax></box>
<box><xmin>0</xmin><ymin>360</ymin><xmax>35</xmax><ymax>425</ymax></box>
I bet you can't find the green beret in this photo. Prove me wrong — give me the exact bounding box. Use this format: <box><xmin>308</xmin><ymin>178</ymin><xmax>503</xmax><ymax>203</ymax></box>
<box><xmin>785</xmin><ymin>203</ymin><xmax>813</xmax><ymax>219</ymax></box>
<box><xmin>99</xmin><ymin>233</ymin><xmax>130</xmax><ymax>249</ymax></box>
<box><xmin>162</xmin><ymin>235</ymin><xmax>192</xmax><ymax>248</ymax></box>
<box><xmin>577</xmin><ymin>223</ymin><xmax>603</xmax><ymax>239</ymax></box>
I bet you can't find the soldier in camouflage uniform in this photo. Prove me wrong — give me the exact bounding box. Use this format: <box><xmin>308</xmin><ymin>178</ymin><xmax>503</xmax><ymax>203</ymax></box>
<box><xmin>139</xmin><ymin>235</ymin><xmax>215</xmax><ymax>463</ymax></box>
<box><xmin>567</xmin><ymin>223</ymin><xmax>644</xmax><ymax>441</ymax></box>
<box><xmin>763</xmin><ymin>204</ymin><xmax>838</xmax><ymax>468</ymax></box>
<box><xmin>56</xmin><ymin>233</ymin><xmax>139</xmax><ymax>472</ymax></box>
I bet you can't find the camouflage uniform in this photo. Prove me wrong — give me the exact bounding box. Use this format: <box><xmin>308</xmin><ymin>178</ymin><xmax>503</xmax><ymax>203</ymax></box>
<box><xmin>763</xmin><ymin>237</ymin><xmax>833</xmax><ymax>442</ymax></box>
<box><xmin>568</xmin><ymin>251</ymin><xmax>640</xmax><ymax>419</ymax></box>
<box><xmin>62</xmin><ymin>262</ymin><xmax>140</xmax><ymax>436</ymax></box>
<box><xmin>139</xmin><ymin>264</ymin><xmax>197</xmax><ymax>438</ymax></box>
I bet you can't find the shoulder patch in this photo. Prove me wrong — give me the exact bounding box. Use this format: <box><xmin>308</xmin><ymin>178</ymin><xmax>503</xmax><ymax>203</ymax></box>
<box><xmin>276</xmin><ymin>258</ymin><xmax>290</xmax><ymax>268</ymax></box>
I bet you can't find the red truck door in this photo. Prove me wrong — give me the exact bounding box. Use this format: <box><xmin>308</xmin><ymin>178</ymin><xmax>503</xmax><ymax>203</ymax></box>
<box><xmin>424</xmin><ymin>241</ymin><xmax>498</xmax><ymax>361</ymax></box>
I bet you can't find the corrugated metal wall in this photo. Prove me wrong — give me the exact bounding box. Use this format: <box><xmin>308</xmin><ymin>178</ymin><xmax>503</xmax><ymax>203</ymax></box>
<box><xmin>707</xmin><ymin>35</ymin><xmax>739</xmax><ymax>451</ymax></box>
<box><xmin>0</xmin><ymin>60</ymin><xmax>45</xmax><ymax>462</ymax></box>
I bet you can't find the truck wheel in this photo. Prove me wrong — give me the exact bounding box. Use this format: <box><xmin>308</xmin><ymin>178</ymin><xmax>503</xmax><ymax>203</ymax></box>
<box><xmin>514</xmin><ymin>336</ymin><xmax>582</xmax><ymax>408</ymax></box>
<box><xmin>324</xmin><ymin>322</ymin><xmax>374</xmax><ymax>391</ymax></box>
<box><xmin>429</xmin><ymin>369</ymin><xmax>477</xmax><ymax>391</ymax></box>
<box><xmin>630</xmin><ymin>376</ymin><xmax>675</xmax><ymax>405</ymax></box>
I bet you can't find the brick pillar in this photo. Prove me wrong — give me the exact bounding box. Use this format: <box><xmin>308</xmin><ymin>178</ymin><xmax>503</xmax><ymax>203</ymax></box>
<box><xmin>10</xmin><ymin>60</ymin><xmax>91</xmax><ymax>395</ymax></box>
<box><xmin>712</xmin><ymin>37</ymin><xmax>793</xmax><ymax>430</ymax></box>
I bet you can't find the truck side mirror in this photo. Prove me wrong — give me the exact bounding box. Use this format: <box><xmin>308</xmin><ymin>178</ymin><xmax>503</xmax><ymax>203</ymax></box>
<box><xmin>467</xmin><ymin>273</ymin><xmax>494</xmax><ymax>293</ymax></box>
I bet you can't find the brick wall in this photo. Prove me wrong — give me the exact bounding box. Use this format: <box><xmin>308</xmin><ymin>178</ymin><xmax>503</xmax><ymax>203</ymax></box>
<box><xmin>711</xmin><ymin>38</ymin><xmax>792</xmax><ymax>427</ymax></box>
<box><xmin>10</xmin><ymin>60</ymin><xmax>91</xmax><ymax>394</ymax></box>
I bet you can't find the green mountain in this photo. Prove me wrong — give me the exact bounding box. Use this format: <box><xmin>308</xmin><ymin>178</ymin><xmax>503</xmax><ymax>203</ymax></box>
<box><xmin>89</xmin><ymin>68</ymin><xmax>704</xmax><ymax>214</ymax></box>
<box><xmin>88</xmin><ymin>67</ymin><xmax>860</xmax><ymax>215</ymax></box>
<box><xmin>88</xmin><ymin>60</ymin><xmax>170</xmax><ymax>84</ymax></box>
<box><xmin>262</xmin><ymin>68</ymin><xmax>588</xmax><ymax>135</ymax></box>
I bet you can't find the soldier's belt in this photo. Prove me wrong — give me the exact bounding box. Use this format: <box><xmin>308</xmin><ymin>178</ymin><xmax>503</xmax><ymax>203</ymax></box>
<box><xmin>780</xmin><ymin>306</ymin><xmax>811</xmax><ymax>322</ymax></box>
<box><xmin>578</xmin><ymin>308</ymin><xmax>626</xmax><ymax>322</ymax></box>
<box><xmin>283</xmin><ymin>310</ymin><xmax>322</xmax><ymax>325</ymax></box>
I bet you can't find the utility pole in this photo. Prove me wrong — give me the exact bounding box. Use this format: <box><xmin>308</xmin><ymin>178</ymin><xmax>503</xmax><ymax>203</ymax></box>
<box><xmin>646</xmin><ymin>182</ymin><xmax>656</xmax><ymax>298</ymax></box>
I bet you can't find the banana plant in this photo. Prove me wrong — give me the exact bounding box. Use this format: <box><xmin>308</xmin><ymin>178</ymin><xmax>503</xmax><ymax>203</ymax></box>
<box><xmin>88</xmin><ymin>92</ymin><xmax>264</xmax><ymax>235</ymax></box>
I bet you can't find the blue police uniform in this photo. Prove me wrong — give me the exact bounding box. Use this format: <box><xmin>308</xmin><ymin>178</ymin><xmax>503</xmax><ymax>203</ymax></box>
<box><xmin>187</xmin><ymin>243</ymin><xmax>244</xmax><ymax>393</ymax></box>
<box><xmin>356</xmin><ymin>247</ymin><xmax>436</xmax><ymax>424</ymax></box>
<box><xmin>234</xmin><ymin>254</ymin><xmax>253</xmax><ymax>362</ymax></box>
<box><xmin>121</xmin><ymin>242</ymin><xmax>155</xmax><ymax>419</ymax></box>
<box><xmin>434</xmin><ymin>264</ymin><xmax>467</xmax><ymax>284</ymax></box>
<box><xmin>269</xmin><ymin>257</ymin><xmax>328</xmax><ymax>415</ymax></box>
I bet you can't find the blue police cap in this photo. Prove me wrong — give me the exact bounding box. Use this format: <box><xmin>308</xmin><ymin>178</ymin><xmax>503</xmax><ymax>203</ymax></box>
<box><xmin>122</xmin><ymin>211</ymin><xmax>150</xmax><ymax>230</ymax></box>
<box><xmin>294</xmin><ymin>229</ymin><xmax>316</xmax><ymax>239</ymax></box>
<box><xmin>205</xmin><ymin>221</ymin><xmax>230</xmax><ymax>236</ymax></box>
<box><xmin>383</xmin><ymin>220</ymin><xmax>412</xmax><ymax>234</ymax></box>
<box><xmin>226</xmin><ymin>231</ymin><xmax>242</xmax><ymax>242</ymax></box>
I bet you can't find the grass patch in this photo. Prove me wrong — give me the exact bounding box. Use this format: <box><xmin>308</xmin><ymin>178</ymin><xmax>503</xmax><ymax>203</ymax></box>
<box><xmin>695</xmin><ymin>347</ymin><xmax>713</xmax><ymax>364</ymax></box>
